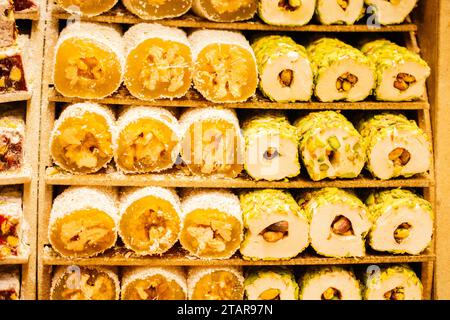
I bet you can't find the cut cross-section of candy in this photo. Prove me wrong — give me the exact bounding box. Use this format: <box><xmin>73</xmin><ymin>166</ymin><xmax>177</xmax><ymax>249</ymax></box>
<box><xmin>192</xmin><ymin>0</ymin><xmax>257</xmax><ymax>22</ymax></box>
<box><xmin>0</xmin><ymin>0</ymin><xmax>16</xmax><ymax>48</ymax></box>
<box><xmin>121</xmin><ymin>267</ymin><xmax>187</xmax><ymax>300</ymax></box>
<box><xmin>252</xmin><ymin>35</ymin><xmax>313</xmax><ymax>102</ymax></box>
<box><xmin>50</xmin><ymin>266</ymin><xmax>120</xmax><ymax>300</ymax></box>
<box><xmin>50</xmin><ymin>103</ymin><xmax>115</xmax><ymax>174</ymax></box>
<box><xmin>316</xmin><ymin>0</ymin><xmax>364</xmax><ymax>25</ymax></box>
<box><xmin>12</xmin><ymin>0</ymin><xmax>38</xmax><ymax>12</ymax></box>
<box><xmin>295</xmin><ymin>111</ymin><xmax>365</xmax><ymax>181</ymax></box>
<box><xmin>188</xmin><ymin>267</ymin><xmax>244</xmax><ymax>300</ymax></box>
<box><xmin>361</xmin><ymin>39</ymin><xmax>430</xmax><ymax>101</ymax></box>
<box><xmin>243</xmin><ymin>112</ymin><xmax>300</xmax><ymax>181</ymax></box>
<box><xmin>0</xmin><ymin>108</ymin><xmax>25</xmax><ymax>173</ymax></box>
<box><xmin>299</xmin><ymin>188</ymin><xmax>371</xmax><ymax>257</ymax></box>
<box><xmin>0</xmin><ymin>44</ymin><xmax>28</xmax><ymax>96</ymax></box>
<box><xmin>48</xmin><ymin>186</ymin><xmax>119</xmax><ymax>258</ymax></box>
<box><xmin>115</xmin><ymin>106</ymin><xmax>180</xmax><ymax>174</ymax></box>
<box><xmin>118</xmin><ymin>187</ymin><xmax>181</xmax><ymax>256</ymax></box>
<box><xmin>364</xmin><ymin>0</ymin><xmax>418</xmax><ymax>25</ymax></box>
<box><xmin>0</xmin><ymin>188</ymin><xmax>23</xmax><ymax>259</ymax></box>
<box><xmin>299</xmin><ymin>266</ymin><xmax>362</xmax><ymax>300</ymax></box>
<box><xmin>53</xmin><ymin>22</ymin><xmax>124</xmax><ymax>99</ymax></box>
<box><xmin>0</xmin><ymin>266</ymin><xmax>20</xmax><ymax>300</ymax></box>
<box><xmin>189</xmin><ymin>30</ymin><xmax>258</xmax><ymax>103</ymax></box>
<box><xmin>363</xmin><ymin>265</ymin><xmax>422</xmax><ymax>300</ymax></box>
<box><xmin>56</xmin><ymin>0</ymin><xmax>117</xmax><ymax>16</ymax></box>
<box><xmin>240</xmin><ymin>190</ymin><xmax>309</xmax><ymax>260</ymax></box>
<box><xmin>123</xmin><ymin>24</ymin><xmax>193</xmax><ymax>101</ymax></box>
<box><xmin>180</xmin><ymin>108</ymin><xmax>244</xmax><ymax>178</ymax></box>
<box><xmin>245</xmin><ymin>268</ymin><xmax>298</xmax><ymax>300</ymax></box>
<box><xmin>307</xmin><ymin>38</ymin><xmax>375</xmax><ymax>102</ymax></box>
<box><xmin>180</xmin><ymin>189</ymin><xmax>243</xmax><ymax>259</ymax></box>
<box><xmin>366</xmin><ymin>189</ymin><xmax>433</xmax><ymax>255</ymax></box>
<box><xmin>123</xmin><ymin>0</ymin><xmax>192</xmax><ymax>20</ymax></box>
<box><xmin>358</xmin><ymin>113</ymin><xmax>431</xmax><ymax>179</ymax></box>
<box><xmin>258</xmin><ymin>0</ymin><xmax>316</xmax><ymax>26</ymax></box>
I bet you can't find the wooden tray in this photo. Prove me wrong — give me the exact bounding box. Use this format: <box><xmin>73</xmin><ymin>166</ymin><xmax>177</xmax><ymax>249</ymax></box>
<box><xmin>0</xmin><ymin>4</ymin><xmax>45</xmax><ymax>300</ymax></box>
<box><xmin>38</xmin><ymin>0</ymin><xmax>437</xmax><ymax>300</ymax></box>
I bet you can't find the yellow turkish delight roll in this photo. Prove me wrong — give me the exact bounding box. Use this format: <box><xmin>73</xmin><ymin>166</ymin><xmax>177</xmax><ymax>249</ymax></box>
<box><xmin>118</xmin><ymin>187</ymin><xmax>181</xmax><ymax>256</ymax></box>
<box><xmin>179</xmin><ymin>189</ymin><xmax>243</xmax><ymax>259</ymax></box>
<box><xmin>123</xmin><ymin>24</ymin><xmax>193</xmax><ymax>101</ymax></box>
<box><xmin>179</xmin><ymin>108</ymin><xmax>243</xmax><ymax>178</ymax></box>
<box><xmin>50</xmin><ymin>103</ymin><xmax>115</xmax><ymax>174</ymax></box>
<box><xmin>123</xmin><ymin>0</ymin><xmax>192</xmax><ymax>20</ymax></box>
<box><xmin>50</xmin><ymin>266</ymin><xmax>120</xmax><ymax>300</ymax></box>
<box><xmin>189</xmin><ymin>30</ymin><xmax>258</xmax><ymax>103</ymax></box>
<box><xmin>188</xmin><ymin>266</ymin><xmax>244</xmax><ymax>300</ymax></box>
<box><xmin>56</xmin><ymin>0</ymin><xmax>118</xmax><ymax>17</ymax></box>
<box><xmin>48</xmin><ymin>186</ymin><xmax>119</xmax><ymax>258</ymax></box>
<box><xmin>115</xmin><ymin>106</ymin><xmax>180</xmax><ymax>174</ymax></box>
<box><xmin>53</xmin><ymin>22</ymin><xmax>124</xmax><ymax>99</ymax></box>
<box><xmin>192</xmin><ymin>0</ymin><xmax>257</xmax><ymax>22</ymax></box>
<box><xmin>121</xmin><ymin>267</ymin><xmax>187</xmax><ymax>300</ymax></box>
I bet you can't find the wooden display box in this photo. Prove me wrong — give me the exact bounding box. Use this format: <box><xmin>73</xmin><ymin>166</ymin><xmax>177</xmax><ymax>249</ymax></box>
<box><xmin>37</xmin><ymin>0</ymin><xmax>442</xmax><ymax>300</ymax></box>
<box><xmin>0</xmin><ymin>4</ymin><xmax>44</xmax><ymax>300</ymax></box>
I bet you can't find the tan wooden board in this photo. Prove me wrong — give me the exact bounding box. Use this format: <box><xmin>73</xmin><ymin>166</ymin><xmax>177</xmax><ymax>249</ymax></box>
<box><xmin>38</xmin><ymin>0</ymin><xmax>438</xmax><ymax>300</ymax></box>
<box><xmin>15</xmin><ymin>11</ymin><xmax>40</xmax><ymax>21</ymax></box>
<box><xmin>51</xmin><ymin>4</ymin><xmax>417</xmax><ymax>32</ymax></box>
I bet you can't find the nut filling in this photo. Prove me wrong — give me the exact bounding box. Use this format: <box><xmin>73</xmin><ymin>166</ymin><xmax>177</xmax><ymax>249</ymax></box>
<box><xmin>263</xmin><ymin>147</ymin><xmax>280</xmax><ymax>160</ymax></box>
<box><xmin>259</xmin><ymin>288</ymin><xmax>281</xmax><ymax>300</ymax></box>
<box><xmin>388</xmin><ymin>147</ymin><xmax>411</xmax><ymax>166</ymax></box>
<box><xmin>187</xmin><ymin>220</ymin><xmax>233</xmax><ymax>253</ymax></box>
<box><xmin>321</xmin><ymin>287</ymin><xmax>342</xmax><ymax>300</ymax></box>
<box><xmin>0</xmin><ymin>55</ymin><xmax>27</xmax><ymax>93</ymax></box>
<box><xmin>394</xmin><ymin>222</ymin><xmax>412</xmax><ymax>244</ymax></box>
<box><xmin>394</xmin><ymin>73</ymin><xmax>416</xmax><ymax>91</ymax></box>
<box><xmin>336</xmin><ymin>72</ymin><xmax>358</xmax><ymax>92</ymax></box>
<box><xmin>0</xmin><ymin>215</ymin><xmax>19</xmax><ymax>257</ymax></box>
<box><xmin>193</xmin><ymin>271</ymin><xmax>242</xmax><ymax>300</ymax></box>
<box><xmin>384</xmin><ymin>286</ymin><xmax>405</xmax><ymax>300</ymax></box>
<box><xmin>260</xmin><ymin>221</ymin><xmax>289</xmax><ymax>242</ymax></box>
<box><xmin>126</xmin><ymin>275</ymin><xmax>184</xmax><ymax>300</ymax></box>
<box><xmin>65</xmin><ymin>57</ymin><xmax>103</xmax><ymax>86</ymax></box>
<box><xmin>331</xmin><ymin>215</ymin><xmax>354</xmax><ymax>236</ymax></box>
<box><xmin>278</xmin><ymin>69</ymin><xmax>294</xmax><ymax>87</ymax></box>
<box><xmin>59</xmin><ymin>270</ymin><xmax>115</xmax><ymax>300</ymax></box>
<box><xmin>61</xmin><ymin>131</ymin><xmax>108</xmax><ymax>169</ymax></box>
<box><xmin>0</xmin><ymin>132</ymin><xmax>23</xmax><ymax>172</ymax></box>
<box><xmin>278</xmin><ymin>0</ymin><xmax>302</xmax><ymax>11</ymax></box>
<box><xmin>123</xmin><ymin>131</ymin><xmax>167</xmax><ymax>170</ymax></box>
<box><xmin>337</xmin><ymin>0</ymin><xmax>349</xmax><ymax>10</ymax></box>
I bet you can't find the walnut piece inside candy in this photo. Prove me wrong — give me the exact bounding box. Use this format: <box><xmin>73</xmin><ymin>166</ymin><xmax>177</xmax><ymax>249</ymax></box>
<box><xmin>336</xmin><ymin>72</ymin><xmax>358</xmax><ymax>92</ymax></box>
<box><xmin>389</xmin><ymin>147</ymin><xmax>411</xmax><ymax>166</ymax></box>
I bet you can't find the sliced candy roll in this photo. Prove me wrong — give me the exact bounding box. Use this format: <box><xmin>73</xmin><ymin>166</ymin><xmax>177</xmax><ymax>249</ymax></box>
<box><xmin>299</xmin><ymin>188</ymin><xmax>371</xmax><ymax>257</ymax></box>
<box><xmin>50</xmin><ymin>266</ymin><xmax>120</xmax><ymax>300</ymax></box>
<box><xmin>179</xmin><ymin>108</ymin><xmax>244</xmax><ymax>178</ymax></box>
<box><xmin>258</xmin><ymin>0</ymin><xmax>316</xmax><ymax>26</ymax></box>
<box><xmin>56</xmin><ymin>0</ymin><xmax>118</xmax><ymax>17</ymax></box>
<box><xmin>243</xmin><ymin>112</ymin><xmax>300</xmax><ymax>181</ymax></box>
<box><xmin>0</xmin><ymin>40</ymin><xmax>28</xmax><ymax>97</ymax></box>
<box><xmin>123</xmin><ymin>0</ymin><xmax>192</xmax><ymax>20</ymax></box>
<box><xmin>0</xmin><ymin>188</ymin><xmax>24</xmax><ymax>258</ymax></box>
<box><xmin>361</xmin><ymin>39</ymin><xmax>430</xmax><ymax>101</ymax></box>
<box><xmin>364</xmin><ymin>0</ymin><xmax>417</xmax><ymax>25</ymax></box>
<box><xmin>115</xmin><ymin>106</ymin><xmax>180</xmax><ymax>174</ymax></box>
<box><xmin>53</xmin><ymin>22</ymin><xmax>124</xmax><ymax>99</ymax></box>
<box><xmin>188</xmin><ymin>266</ymin><xmax>244</xmax><ymax>300</ymax></box>
<box><xmin>121</xmin><ymin>267</ymin><xmax>187</xmax><ymax>300</ymax></box>
<box><xmin>245</xmin><ymin>268</ymin><xmax>298</xmax><ymax>300</ymax></box>
<box><xmin>363</xmin><ymin>265</ymin><xmax>422</xmax><ymax>300</ymax></box>
<box><xmin>189</xmin><ymin>30</ymin><xmax>258</xmax><ymax>103</ymax></box>
<box><xmin>366</xmin><ymin>189</ymin><xmax>433</xmax><ymax>255</ymax></box>
<box><xmin>316</xmin><ymin>0</ymin><xmax>364</xmax><ymax>25</ymax></box>
<box><xmin>307</xmin><ymin>38</ymin><xmax>375</xmax><ymax>102</ymax></box>
<box><xmin>358</xmin><ymin>113</ymin><xmax>431</xmax><ymax>179</ymax></box>
<box><xmin>50</xmin><ymin>103</ymin><xmax>115</xmax><ymax>174</ymax></box>
<box><xmin>179</xmin><ymin>189</ymin><xmax>243</xmax><ymax>259</ymax></box>
<box><xmin>295</xmin><ymin>111</ymin><xmax>365</xmax><ymax>181</ymax></box>
<box><xmin>299</xmin><ymin>266</ymin><xmax>362</xmax><ymax>300</ymax></box>
<box><xmin>0</xmin><ymin>0</ymin><xmax>16</xmax><ymax>48</ymax></box>
<box><xmin>240</xmin><ymin>189</ymin><xmax>309</xmax><ymax>260</ymax></box>
<box><xmin>252</xmin><ymin>35</ymin><xmax>313</xmax><ymax>102</ymax></box>
<box><xmin>0</xmin><ymin>267</ymin><xmax>20</xmax><ymax>300</ymax></box>
<box><xmin>118</xmin><ymin>187</ymin><xmax>181</xmax><ymax>256</ymax></box>
<box><xmin>123</xmin><ymin>24</ymin><xmax>193</xmax><ymax>100</ymax></box>
<box><xmin>192</xmin><ymin>0</ymin><xmax>257</xmax><ymax>22</ymax></box>
<box><xmin>0</xmin><ymin>108</ymin><xmax>25</xmax><ymax>173</ymax></box>
<box><xmin>48</xmin><ymin>186</ymin><xmax>119</xmax><ymax>258</ymax></box>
